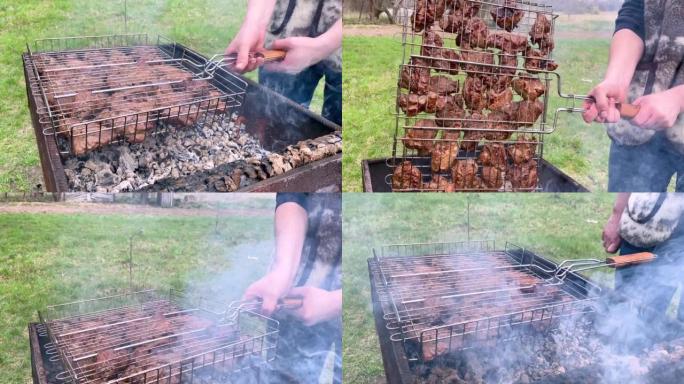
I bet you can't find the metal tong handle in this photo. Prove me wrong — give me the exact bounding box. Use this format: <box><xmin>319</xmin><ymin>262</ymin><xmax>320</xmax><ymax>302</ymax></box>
<box><xmin>205</xmin><ymin>50</ymin><xmax>286</xmax><ymax>74</ymax></box>
<box><xmin>605</xmin><ymin>252</ymin><xmax>656</xmax><ymax>268</ymax></box>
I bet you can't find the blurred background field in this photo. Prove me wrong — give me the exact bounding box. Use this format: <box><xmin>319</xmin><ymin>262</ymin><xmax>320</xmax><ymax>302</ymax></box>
<box><xmin>342</xmin><ymin>6</ymin><xmax>619</xmax><ymax>191</ymax></box>
<box><xmin>342</xmin><ymin>193</ymin><xmax>618</xmax><ymax>383</ymax></box>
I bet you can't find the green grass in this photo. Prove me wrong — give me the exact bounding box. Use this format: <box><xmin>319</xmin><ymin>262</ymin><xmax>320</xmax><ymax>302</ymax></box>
<box><xmin>0</xmin><ymin>204</ymin><xmax>276</xmax><ymax>383</ymax></box>
<box><xmin>0</xmin><ymin>1</ymin><xmax>323</xmax><ymax>192</ymax></box>
<box><xmin>342</xmin><ymin>22</ymin><xmax>613</xmax><ymax>191</ymax></box>
<box><xmin>342</xmin><ymin>193</ymin><xmax>617</xmax><ymax>383</ymax></box>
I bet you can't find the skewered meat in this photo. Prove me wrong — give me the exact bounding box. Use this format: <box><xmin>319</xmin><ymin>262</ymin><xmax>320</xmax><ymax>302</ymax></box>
<box><xmin>524</xmin><ymin>47</ymin><xmax>558</xmax><ymax>73</ymax></box>
<box><xmin>490</xmin><ymin>0</ymin><xmax>525</xmax><ymax>31</ymax></box>
<box><xmin>510</xmin><ymin>100</ymin><xmax>544</xmax><ymax>127</ymax></box>
<box><xmin>498</xmin><ymin>52</ymin><xmax>518</xmax><ymax>75</ymax></box>
<box><xmin>509</xmin><ymin>159</ymin><xmax>538</xmax><ymax>189</ymax></box>
<box><xmin>398</xmin><ymin>58</ymin><xmax>431</xmax><ymax>94</ymax></box>
<box><xmin>529</xmin><ymin>13</ymin><xmax>554</xmax><ymax>54</ymax></box>
<box><xmin>478</xmin><ymin>143</ymin><xmax>508</xmax><ymax>170</ymax></box>
<box><xmin>457</xmin><ymin>17</ymin><xmax>489</xmax><ymax>49</ymax></box>
<box><xmin>507</xmin><ymin>135</ymin><xmax>538</xmax><ymax>164</ymax></box>
<box><xmin>431</xmin><ymin>142</ymin><xmax>459</xmax><ymax>172</ymax></box>
<box><xmin>421</xmin><ymin>30</ymin><xmax>445</xmax><ymax>57</ymax></box>
<box><xmin>486</xmin><ymin>110</ymin><xmax>515</xmax><ymax>140</ymax></box>
<box><xmin>512</xmin><ymin>77</ymin><xmax>546</xmax><ymax>101</ymax></box>
<box><xmin>460</xmin><ymin>49</ymin><xmax>495</xmax><ymax>74</ymax></box>
<box><xmin>436</xmin><ymin>96</ymin><xmax>466</xmax><ymax>128</ymax></box>
<box><xmin>392</xmin><ymin>161</ymin><xmax>423</xmax><ymax>190</ymax></box>
<box><xmin>431</xmin><ymin>49</ymin><xmax>461</xmax><ymax>75</ymax></box>
<box><xmin>398</xmin><ymin>93</ymin><xmax>423</xmax><ymax>116</ymax></box>
<box><xmin>481</xmin><ymin>166</ymin><xmax>504</xmax><ymax>189</ymax></box>
<box><xmin>486</xmin><ymin>31</ymin><xmax>528</xmax><ymax>53</ymax></box>
<box><xmin>403</xmin><ymin>119</ymin><xmax>439</xmax><ymax>153</ymax></box>
<box><xmin>452</xmin><ymin>159</ymin><xmax>481</xmax><ymax>189</ymax></box>
<box><xmin>463</xmin><ymin>75</ymin><xmax>487</xmax><ymax>111</ymax></box>
<box><xmin>426</xmin><ymin>175</ymin><xmax>456</xmax><ymax>192</ymax></box>
<box><xmin>429</xmin><ymin>76</ymin><xmax>459</xmax><ymax>95</ymax></box>
<box><xmin>439</xmin><ymin>11</ymin><xmax>463</xmax><ymax>33</ymax></box>
<box><xmin>412</xmin><ymin>0</ymin><xmax>437</xmax><ymax>32</ymax></box>
<box><xmin>460</xmin><ymin>112</ymin><xmax>487</xmax><ymax>152</ymax></box>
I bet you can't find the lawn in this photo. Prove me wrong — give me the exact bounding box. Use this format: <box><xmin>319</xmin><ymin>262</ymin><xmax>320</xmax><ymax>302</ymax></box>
<box><xmin>342</xmin><ymin>15</ymin><xmax>615</xmax><ymax>192</ymax></box>
<box><xmin>342</xmin><ymin>193</ymin><xmax>618</xmax><ymax>383</ymax></box>
<box><xmin>0</xmin><ymin>198</ymin><xmax>276</xmax><ymax>383</ymax></box>
<box><xmin>0</xmin><ymin>0</ymin><xmax>323</xmax><ymax>192</ymax></box>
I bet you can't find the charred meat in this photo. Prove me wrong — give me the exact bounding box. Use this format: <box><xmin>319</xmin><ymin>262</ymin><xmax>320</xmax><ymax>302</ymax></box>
<box><xmin>460</xmin><ymin>49</ymin><xmax>495</xmax><ymax>74</ymax></box>
<box><xmin>463</xmin><ymin>75</ymin><xmax>488</xmax><ymax>111</ymax></box>
<box><xmin>524</xmin><ymin>47</ymin><xmax>558</xmax><ymax>73</ymax></box>
<box><xmin>481</xmin><ymin>166</ymin><xmax>504</xmax><ymax>189</ymax></box>
<box><xmin>486</xmin><ymin>31</ymin><xmax>528</xmax><ymax>53</ymax></box>
<box><xmin>490</xmin><ymin>0</ymin><xmax>525</xmax><ymax>31</ymax></box>
<box><xmin>452</xmin><ymin>158</ymin><xmax>481</xmax><ymax>189</ymax></box>
<box><xmin>398</xmin><ymin>58</ymin><xmax>431</xmax><ymax>94</ymax></box>
<box><xmin>507</xmin><ymin>135</ymin><xmax>538</xmax><ymax>164</ymax></box>
<box><xmin>509</xmin><ymin>159</ymin><xmax>539</xmax><ymax>189</ymax></box>
<box><xmin>431</xmin><ymin>142</ymin><xmax>459</xmax><ymax>172</ymax></box>
<box><xmin>510</xmin><ymin>99</ymin><xmax>544</xmax><ymax>127</ymax></box>
<box><xmin>392</xmin><ymin>161</ymin><xmax>424</xmax><ymax>190</ymax></box>
<box><xmin>457</xmin><ymin>17</ymin><xmax>489</xmax><ymax>49</ymax></box>
<box><xmin>403</xmin><ymin>119</ymin><xmax>439</xmax><ymax>153</ymax></box>
<box><xmin>478</xmin><ymin>142</ymin><xmax>508</xmax><ymax>170</ymax></box>
<box><xmin>512</xmin><ymin>77</ymin><xmax>546</xmax><ymax>101</ymax></box>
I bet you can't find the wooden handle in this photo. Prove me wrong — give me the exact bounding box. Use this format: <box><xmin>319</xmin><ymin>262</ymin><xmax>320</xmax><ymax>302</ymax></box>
<box><xmin>257</xmin><ymin>50</ymin><xmax>286</xmax><ymax>63</ymax></box>
<box><xmin>278</xmin><ymin>296</ymin><xmax>303</xmax><ymax>309</ymax></box>
<box><xmin>616</xmin><ymin>103</ymin><xmax>641</xmax><ymax>119</ymax></box>
<box><xmin>605</xmin><ymin>252</ymin><xmax>655</xmax><ymax>268</ymax></box>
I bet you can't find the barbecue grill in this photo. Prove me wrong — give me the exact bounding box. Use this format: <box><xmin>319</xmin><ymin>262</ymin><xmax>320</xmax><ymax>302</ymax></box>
<box><xmin>368</xmin><ymin>240</ymin><xmax>684</xmax><ymax>383</ymax></box>
<box><xmin>387</xmin><ymin>0</ymin><xmax>599</xmax><ymax>192</ymax></box>
<box><xmin>31</xmin><ymin>289</ymin><xmax>284</xmax><ymax>384</ymax></box>
<box><xmin>23</xmin><ymin>34</ymin><xmax>341</xmax><ymax>192</ymax></box>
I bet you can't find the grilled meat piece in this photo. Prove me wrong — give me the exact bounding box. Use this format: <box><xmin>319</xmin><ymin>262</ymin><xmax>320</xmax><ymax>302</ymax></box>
<box><xmin>460</xmin><ymin>112</ymin><xmax>487</xmax><ymax>152</ymax></box>
<box><xmin>424</xmin><ymin>91</ymin><xmax>451</xmax><ymax>113</ymax></box>
<box><xmin>481</xmin><ymin>166</ymin><xmax>504</xmax><ymax>189</ymax></box>
<box><xmin>524</xmin><ymin>47</ymin><xmax>558</xmax><ymax>73</ymax></box>
<box><xmin>478</xmin><ymin>143</ymin><xmax>508</xmax><ymax>170</ymax></box>
<box><xmin>439</xmin><ymin>11</ymin><xmax>464</xmax><ymax>33</ymax></box>
<box><xmin>403</xmin><ymin>119</ymin><xmax>439</xmax><ymax>153</ymax></box>
<box><xmin>431</xmin><ymin>48</ymin><xmax>461</xmax><ymax>75</ymax></box>
<box><xmin>452</xmin><ymin>158</ymin><xmax>481</xmax><ymax>189</ymax></box>
<box><xmin>510</xmin><ymin>99</ymin><xmax>544</xmax><ymax>127</ymax></box>
<box><xmin>486</xmin><ymin>31</ymin><xmax>528</xmax><ymax>53</ymax></box>
<box><xmin>460</xmin><ymin>49</ymin><xmax>495</xmax><ymax>74</ymax></box>
<box><xmin>463</xmin><ymin>75</ymin><xmax>487</xmax><ymax>111</ymax></box>
<box><xmin>412</xmin><ymin>0</ymin><xmax>437</xmax><ymax>32</ymax></box>
<box><xmin>507</xmin><ymin>135</ymin><xmax>538</xmax><ymax>164</ymax></box>
<box><xmin>429</xmin><ymin>76</ymin><xmax>459</xmax><ymax>95</ymax></box>
<box><xmin>398</xmin><ymin>59</ymin><xmax>431</xmax><ymax>94</ymax></box>
<box><xmin>457</xmin><ymin>17</ymin><xmax>489</xmax><ymax>48</ymax></box>
<box><xmin>421</xmin><ymin>30</ymin><xmax>445</xmax><ymax>57</ymax></box>
<box><xmin>485</xmin><ymin>110</ymin><xmax>515</xmax><ymax>140</ymax></box>
<box><xmin>509</xmin><ymin>159</ymin><xmax>539</xmax><ymax>189</ymax></box>
<box><xmin>431</xmin><ymin>142</ymin><xmax>459</xmax><ymax>172</ymax></box>
<box><xmin>488</xmin><ymin>87</ymin><xmax>513</xmax><ymax>112</ymax></box>
<box><xmin>392</xmin><ymin>161</ymin><xmax>423</xmax><ymax>190</ymax></box>
<box><xmin>512</xmin><ymin>77</ymin><xmax>546</xmax><ymax>101</ymax></box>
<box><xmin>398</xmin><ymin>93</ymin><xmax>423</xmax><ymax>116</ymax></box>
<box><xmin>530</xmin><ymin>12</ymin><xmax>551</xmax><ymax>37</ymax></box>
<box><xmin>498</xmin><ymin>52</ymin><xmax>518</xmax><ymax>75</ymax></box>
<box><xmin>456</xmin><ymin>0</ymin><xmax>481</xmax><ymax>17</ymax></box>
<box><xmin>426</xmin><ymin>175</ymin><xmax>456</xmax><ymax>192</ymax></box>
<box><xmin>436</xmin><ymin>96</ymin><xmax>466</xmax><ymax>128</ymax></box>
<box><xmin>490</xmin><ymin>0</ymin><xmax>525</xmax><ymax>31</ymax></box>
<box><xmin>97</xmin><ymin>349</ymin><xmax>130</xmax><ymax>380</ymax></box>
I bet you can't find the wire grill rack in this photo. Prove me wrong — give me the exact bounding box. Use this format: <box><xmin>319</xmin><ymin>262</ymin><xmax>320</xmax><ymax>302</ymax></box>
<box><xmin>38</xmin><ymin>289</ymin><xmax>279</xmax><ymax>383</ymax></box>
<box><xmin>370</xmin><ymin>240</ymin><xmax>598</xmax><ymax>362</ymax></box>
<box><xmin>26</xmin><ymin>34</ymin><xmax>247</xmax><ymax>157</ymax></box>
<box><xmin>389</xmin><ymin>0</ymin><xmax>561</xmax><ymax>192</ymax></box>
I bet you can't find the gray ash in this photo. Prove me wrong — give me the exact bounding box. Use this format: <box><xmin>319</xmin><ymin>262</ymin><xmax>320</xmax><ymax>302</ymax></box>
<box><xmin>62</xmin><ymin>115</ymin><xmax>341</xmax><ymax>192</ymax></box>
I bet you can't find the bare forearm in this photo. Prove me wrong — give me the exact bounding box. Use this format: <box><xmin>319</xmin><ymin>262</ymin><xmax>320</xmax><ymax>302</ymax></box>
<box><xmin>273</xmin><ymin>202</ymin><xmax>307</xmax><ymax>284</ymax></box>
<box><xmin>245</xmin><ymin>0</ymin><xmax>277</xmax><ymax>29</ymax></box>
<box><xmin>604</xmin><ymin>29</ymin><xmax>644</xmax><ymax>88</ymax></box>
<box><xmin>612</xmin><ymin>193</ymin><xmax>631</xmax><ymax>218</ymax></box>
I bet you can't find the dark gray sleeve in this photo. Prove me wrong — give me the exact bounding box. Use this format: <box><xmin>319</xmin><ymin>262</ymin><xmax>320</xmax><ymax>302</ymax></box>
<box><xmin>615</xmin><ymin>0</ymin><xmax>645</xmax><ymax>41</ymax></box>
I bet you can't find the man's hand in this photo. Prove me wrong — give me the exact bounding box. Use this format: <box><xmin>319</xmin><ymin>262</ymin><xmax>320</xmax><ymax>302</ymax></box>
<box><xmin>243</xmin><ymin>269</ymin><xmax>292</xmax><ymax>316</ymax></box>
<box><xmin>630</xmin><ymin>90</ymin><xmax>682</xmax><ymax>130</ymax></box>
<box><xmin>602</xmin><ymin>213</ymin><xmax>622</xmax><ymax>254</ymax></box>
<box><xmin>225</xmin><ymin>24</ymin><xmax>266</xmax><ymax>73</ymax></box>
<box><xmin>582</xmin><ymin>80</ymin><xmax>628</xmax><ymax>124</ymax></box>
<box><xmin>264</xmin><ymin>19</ymin><xmax>342</xmax><ymax>74</ymax></box>
<box><xmin>284</xmin><ymin>286</ymin><xmax>342</xmax><ymax>326</ymax></box>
